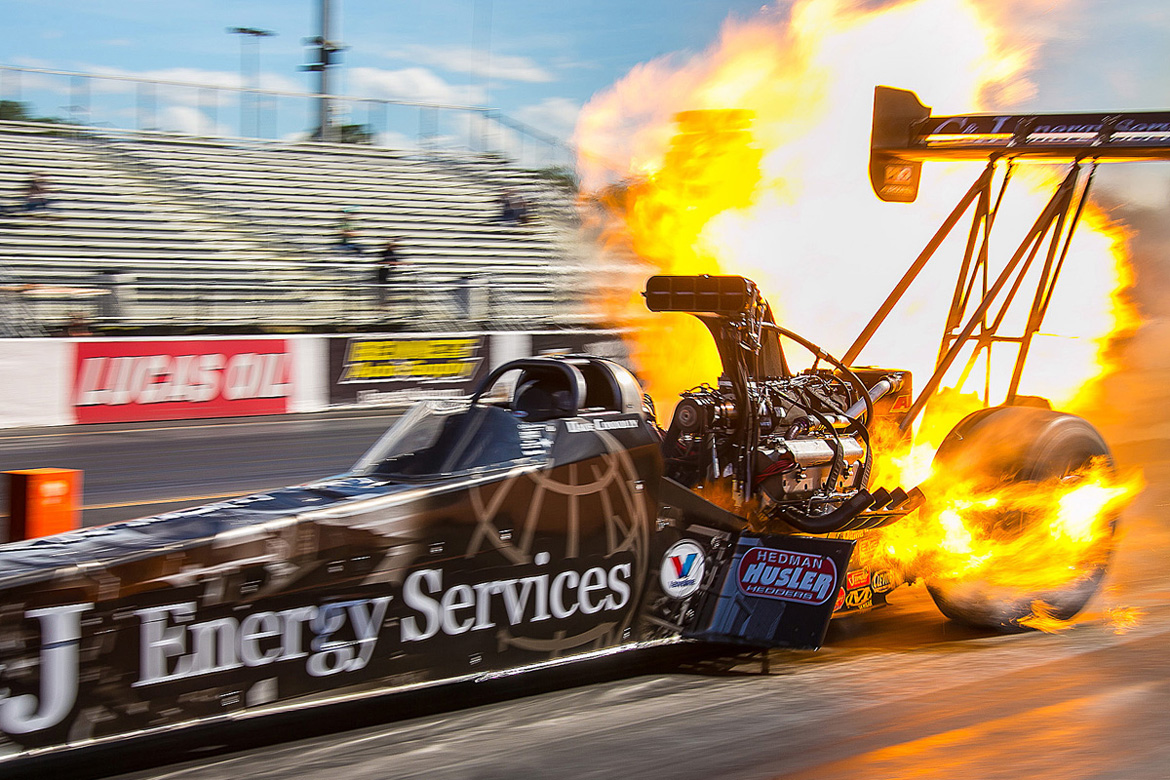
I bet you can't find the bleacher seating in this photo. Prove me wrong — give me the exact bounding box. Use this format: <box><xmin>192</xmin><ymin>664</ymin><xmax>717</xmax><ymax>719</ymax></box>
<box><xmin>0</xmin><ymin>121</ymin><xmax>606</xmax><ymax>334</ymax></box>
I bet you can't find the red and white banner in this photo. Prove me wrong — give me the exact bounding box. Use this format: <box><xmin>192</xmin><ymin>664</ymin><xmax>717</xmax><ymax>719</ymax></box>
<box><xmin>74</xmin><ymin>339</ymin><xmax>292</xmax><ymax>423</ymax></box>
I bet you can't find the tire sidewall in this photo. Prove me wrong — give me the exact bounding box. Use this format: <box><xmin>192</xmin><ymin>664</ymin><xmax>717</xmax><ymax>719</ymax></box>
<box><xmin>924</xmin><ymin>406</ymin><xmax>1116</xmax><ymax>630</ymax></box>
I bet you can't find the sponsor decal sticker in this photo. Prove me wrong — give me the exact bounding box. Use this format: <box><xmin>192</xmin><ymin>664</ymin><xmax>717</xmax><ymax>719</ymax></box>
<box><xmin>3</xmin><ymin>556</ymin><xmax>638</xmax><ymax>737</ymax></box>
<box><xmin>885</xmin><ymin>163</ymin><xmax>914</xmax><ymax>184</ymax></box>
<box><xmin>134</xmin><ymin>597</ymin><xmax>393</xmax><ymax>686</ymax></box>
<box><xmin>565</xmin><ymin>417</ymin><xmax>640</xmax><ymax>434</ymax></box>
<box><xmin>2</xmin><ymin>555</ymin><xmax>639</xmax><ymax>737</ymax></box>
<box><xmin>660</xmin><ymin>540</ymin><xmax>705</xmax><ymax>599</ymax></box>
<box><xmin>871</xmin><ymin>570</ymin><xmax>896</xmax><ymax>594</ymax></box>
<box><xmin>844</xmin><ymin>587</ymin><xmax>873</xmax><ymax>610</ymax></box>
<box><xmin>400</xmin><ymin>560</ymin><xmax>633</xmax><ymax>642</ymax></box>
<box><xmin>737</xmin><ymin>547</ymin><xmax>838</xmax><ymax>605</ymax></box>
<box><xmin>0</xmin><ymin>604</ymin><xmax>92</xmax><ymax>734</ymax></box>
<box><xmin>845</xmin><ymin>569</ymin><xmax>870</xmax><ymax>590</ymax></box>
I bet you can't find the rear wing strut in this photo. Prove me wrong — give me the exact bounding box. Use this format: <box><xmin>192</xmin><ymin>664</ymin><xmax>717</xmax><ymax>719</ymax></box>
<box><xmin>854</xmin><ymin>87</ymin><xmax>1170</xmax><ymax>431</ymax></box>
<box><xmin>870</xmin><ymin>86</ymin><xmax>1170</xmax><ymax>202</ymax></box>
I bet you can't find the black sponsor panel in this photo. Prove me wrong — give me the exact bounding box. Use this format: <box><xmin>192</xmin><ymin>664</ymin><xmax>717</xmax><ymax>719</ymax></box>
<box><xmin>685</xmin><ymin>534</ymin><xmax>855</xmax><ymax>650</ymax></box>
<box><xmin>328</xmin><ymin>335</ymin><xmax>491</xmax><ymax>406</ymax></box>
<box><xmin>530</xmin><ymin>332</ymin><xmax>631</xmax><ymax>368</ymax></box>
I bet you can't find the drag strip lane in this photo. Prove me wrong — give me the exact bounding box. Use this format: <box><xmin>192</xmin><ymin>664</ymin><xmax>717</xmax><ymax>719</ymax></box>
<box><xmin>0</xmin><ymin>411</ymin><xmax>399</xmax><ymax>527</ymax></box>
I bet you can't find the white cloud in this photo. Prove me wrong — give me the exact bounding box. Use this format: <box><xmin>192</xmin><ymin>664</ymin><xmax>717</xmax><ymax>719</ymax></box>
<box><xmin>469</xmin><ymin>104</ymin><xmax>576</xmax><ymax>169</ymax></box>
<box><xmin>382</xmin><ymin>45</ymin><xmax>555</xmax><ymax>84</ymax></box>
<box><xmin>376</xmin><ymin>129</ymin><xmax>418</xmax><ymax>150</ymax></box>
<box><xmin>88</xmin><ymin>66</ymin><xmax>241</xmax><ymax>90</ymax></box>
<box><xmin>348</xmin><ymin>66</ymin><xmax>484</xmax><ymax>106</ymax></box>
<box><xmin>11</xmin><ymin>56</ymin><xmax>55</xmax><ymax>69</ymax></box>
<box><xmin>69</xmin><ymin>62</ymin><xmax>302</xmax><ymax>93</ymax></box>
<box><xmin>156</xmin><ymin>105</ymin><xmax>229</xmax><ymax>136</ymax></box>
<box><xmin>12</xmin><ymin>72</ymin><xmax>63</xmax><ymax>95</ymax></box>
<box><xmin>513</xmin><ymin>97</ymin><xmax>580</xmax><ymax>141</ymax></box>
<box><xmin>257</xmin><ymin>73</ymin><xmax>302</xmax><ymax>93</ymax></box>
<box><xmin>69</xmin><ymin>66</ymin><xmax>302</xmax><ymax>109</ymax></box>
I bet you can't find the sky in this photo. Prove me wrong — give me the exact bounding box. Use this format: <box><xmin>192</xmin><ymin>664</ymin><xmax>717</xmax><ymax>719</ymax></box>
<box><xmin>2</xmin><ymin>0</ymin><xmax>1170</xmax><ymax>190</ymax></box>
<box><xmin>0</xmin><ymin>0</ymin><xmax>765</xmax><ymax>165</ymax></box>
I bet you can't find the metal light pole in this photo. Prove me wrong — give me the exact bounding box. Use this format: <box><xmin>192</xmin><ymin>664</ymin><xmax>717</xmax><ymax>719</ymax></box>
<box><xmin>302</xmin><ymin>0</ymin><xmax>346</xmax><ymax>141</ymax></box>
<box><xmin>472</xmin><ymin>0</ymin><xmax>494</xmax><ymax>153</ymax></box>
<box><xmin>228</xmin><ymin>26</ymin><xmax>276</xmax><ymax>138</ymax></box>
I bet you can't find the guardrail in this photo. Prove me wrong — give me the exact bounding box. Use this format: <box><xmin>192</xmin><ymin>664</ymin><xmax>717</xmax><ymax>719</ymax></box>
<box><xmin>10</xmin><ymin>272</ymin><xmax>600</xmax><ymax>334</ymax></box>
<box><xmin>0</xmin><ymin>64</ymin><xmax>575</xmax><ymax>170</ymax></box>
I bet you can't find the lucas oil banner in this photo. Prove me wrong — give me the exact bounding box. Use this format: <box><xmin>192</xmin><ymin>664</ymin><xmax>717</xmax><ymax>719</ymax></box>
<box><xmin>328</xmin><ymin>335</ymin><xmax>489</xmax><ymax>406</ymax></box>
<box><xmin>73</xmin><ymin>339</ymin><xmax>292</xmax><ymax>424</ymax></box>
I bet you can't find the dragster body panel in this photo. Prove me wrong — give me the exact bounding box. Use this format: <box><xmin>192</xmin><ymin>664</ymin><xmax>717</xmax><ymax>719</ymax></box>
<box><xmin>0</xmin><ymin>401</ymin><xmax>854</xmax><ymax>761</ymax></box>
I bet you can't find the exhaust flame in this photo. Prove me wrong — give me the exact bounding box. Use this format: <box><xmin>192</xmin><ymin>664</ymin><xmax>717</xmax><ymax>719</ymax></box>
<box><xmin>874</xmin><ymin>459</ymin><xmax>1142</xmax><ymax>591</ymax></box>
<box><xmin>576</xmin><ymin>0</ymin><xmax>1144</xmax><ymax>622</ymax></box>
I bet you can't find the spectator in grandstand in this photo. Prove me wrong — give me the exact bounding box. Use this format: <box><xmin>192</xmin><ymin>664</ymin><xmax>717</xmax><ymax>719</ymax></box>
<box><xmin>337</xmin><ymin>207</ymin><xmax>363</xmax><ymax>253</ymax></box>
<box><xmin>510</xmin><ymin>190</ymin><xmax>534</xmax><ymax>224</ymax></box>
<box><xmin>64</xmin><ymin>312</ymin><xmax>91</xmax><ymax>337</ymax></box>
<box><xmin>498</xmin><ymin>190</ymin><xmax>523</xmax><ymax>224</ymax></box>
<box><xmin>376</xmin><ymin>238</ymin><xmax>401</xmax><ymax>307</ymax></box>
<box><xmin>517</xmin><ymin>193</ymin><xmax>534</xmax><ymax>224</ymax></box>
<box><xmin>23</xmin><ymin>172</ymin><xmax>50</xmax><ymax>212</ymax></box>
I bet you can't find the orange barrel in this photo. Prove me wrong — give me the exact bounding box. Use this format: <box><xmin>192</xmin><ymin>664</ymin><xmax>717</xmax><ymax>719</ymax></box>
<box><xmin>6</xmin><ymin>468</ymin><xmax>82</xmax><ymax>541</ymax></box>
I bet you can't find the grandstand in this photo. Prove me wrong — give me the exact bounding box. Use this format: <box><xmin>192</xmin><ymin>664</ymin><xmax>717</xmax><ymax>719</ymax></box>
<box><xmin>0</xmin><ymin>118</ymin><xmax>610</xmax><ymax>336</ymax></box>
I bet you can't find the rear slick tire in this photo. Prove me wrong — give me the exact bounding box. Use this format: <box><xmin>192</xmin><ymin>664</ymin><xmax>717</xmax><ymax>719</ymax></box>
<box><xmin>923</xmin><ymin>406</ymin><xmax>1117</xmax><ymax>632</ymax></box>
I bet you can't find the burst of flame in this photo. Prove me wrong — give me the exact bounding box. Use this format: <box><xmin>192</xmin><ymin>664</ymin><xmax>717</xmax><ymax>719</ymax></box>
<box><xmin>576</xmin><ymin>0</ymin><xmax>1138</xmax><ymax>412</ymax></box>
<box><xmin>575</xmin><ymin>0</ymin><xmax>1145</xmax><ymax>617</ymax></box>
<box><xmin>1106</xmin><ymin>606</ymin><xmax>1143</xmax><ymax>634</ymax></box>
<box><xmin>874</xmin><ymin>460</ymin><xmax>1143</xmax><ymax>590</ymax></box>
<box><xmin>1017</xmin><ymin>602</ymin><xmax>1076</xmax><ymax>633</ymax></box>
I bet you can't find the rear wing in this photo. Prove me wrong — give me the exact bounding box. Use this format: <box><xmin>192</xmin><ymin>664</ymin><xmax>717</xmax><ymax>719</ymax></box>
<box><xmin>870</xmin><ymin>86</ymin><xmax>1170</xmax><ymax>202</ymax></box>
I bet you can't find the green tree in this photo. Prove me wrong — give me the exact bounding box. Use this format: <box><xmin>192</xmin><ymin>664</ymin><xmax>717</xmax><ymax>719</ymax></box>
<box><xmin>534</xmin><ymin>165</ymin><xmax>579</xmax><ymax>193</ymax></box>
<box><xmin>0</xmin><ymin>100</ymin><xmax>63</xmax><ymax>124</ymax></box>
<box><xmin>338</xmin><ymin>123</ymin><xmax>374</xmax><ymax>144</ymax></box>
<box><xmin>309</xmin><ymin>122</ymin><xmax>374</xmax><ymax>144</ymax></box>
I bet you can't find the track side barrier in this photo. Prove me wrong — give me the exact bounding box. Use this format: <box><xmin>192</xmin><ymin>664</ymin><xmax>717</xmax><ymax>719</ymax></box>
<box><xmin>0</xmin><ymin>331</ymin><xmax>631</xmax><ymax>429</ymax></box>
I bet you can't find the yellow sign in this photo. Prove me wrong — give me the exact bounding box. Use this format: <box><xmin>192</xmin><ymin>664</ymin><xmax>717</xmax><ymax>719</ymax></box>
<box><xmin>339</xmin><ymin>338</ymin><xmax>482</xmax><ymax>383</ymax></box>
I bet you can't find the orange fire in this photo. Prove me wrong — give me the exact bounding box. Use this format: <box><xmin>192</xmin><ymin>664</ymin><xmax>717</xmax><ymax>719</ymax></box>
<box><xmin>576</xmin><ymin>0</ymin><xmax>1143</xmax><ymax>626</ymax></box>
<box><xmin>874</xmin><ymin>458</ymin><xmax>1142</xmax><ymax>588</ymax></box>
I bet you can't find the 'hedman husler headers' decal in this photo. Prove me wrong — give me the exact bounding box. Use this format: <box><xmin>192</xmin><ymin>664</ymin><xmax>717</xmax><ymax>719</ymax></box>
<box><xmin>737</xmin><ymin>547</ymin><xmax>837</xmax><ymax>605</ymax></box>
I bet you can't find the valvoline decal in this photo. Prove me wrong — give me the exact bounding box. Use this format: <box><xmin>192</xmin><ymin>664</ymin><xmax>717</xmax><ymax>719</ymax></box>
<box><xmin>660</xmin><ymin>540</ymin><xmax>706</xmax><ymax>599</ymax></box>
<box><xmin>737</xmin><ymin>547</ymin><xmax>838</xmax><ymax>605</ymax></box>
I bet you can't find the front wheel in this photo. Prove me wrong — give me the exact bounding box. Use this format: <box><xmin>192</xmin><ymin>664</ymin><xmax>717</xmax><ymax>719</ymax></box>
<box><xmin>922</xmin><ymin>406</ymin><xmax>1118</xmax><ymax>631</ymax></box>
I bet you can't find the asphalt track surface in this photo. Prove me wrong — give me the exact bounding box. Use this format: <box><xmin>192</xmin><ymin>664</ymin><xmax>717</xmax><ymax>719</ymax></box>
<box><xmin>1</xmin><ymin>400</ymin><xmax>1168</xmax><ymax>779</ymax></box>
<box><xmin>0</xmin><ymin>409</ymin><xmax>402</xmax><ymax>531</ymax></box>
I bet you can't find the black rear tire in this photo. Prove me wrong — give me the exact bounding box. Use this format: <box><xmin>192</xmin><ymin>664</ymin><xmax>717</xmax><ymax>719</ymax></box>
<box><xmin>924</xmin><ymin>406</ymin><xmax>1116</xmax><ymax>631</ymax></box>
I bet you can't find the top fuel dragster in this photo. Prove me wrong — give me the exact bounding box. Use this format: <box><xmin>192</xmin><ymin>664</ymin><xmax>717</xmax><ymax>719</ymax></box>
<box><xmin>0</xmin><ymin>86</ymin><xmax>1163</xmax><ymax>764</ymax></box>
